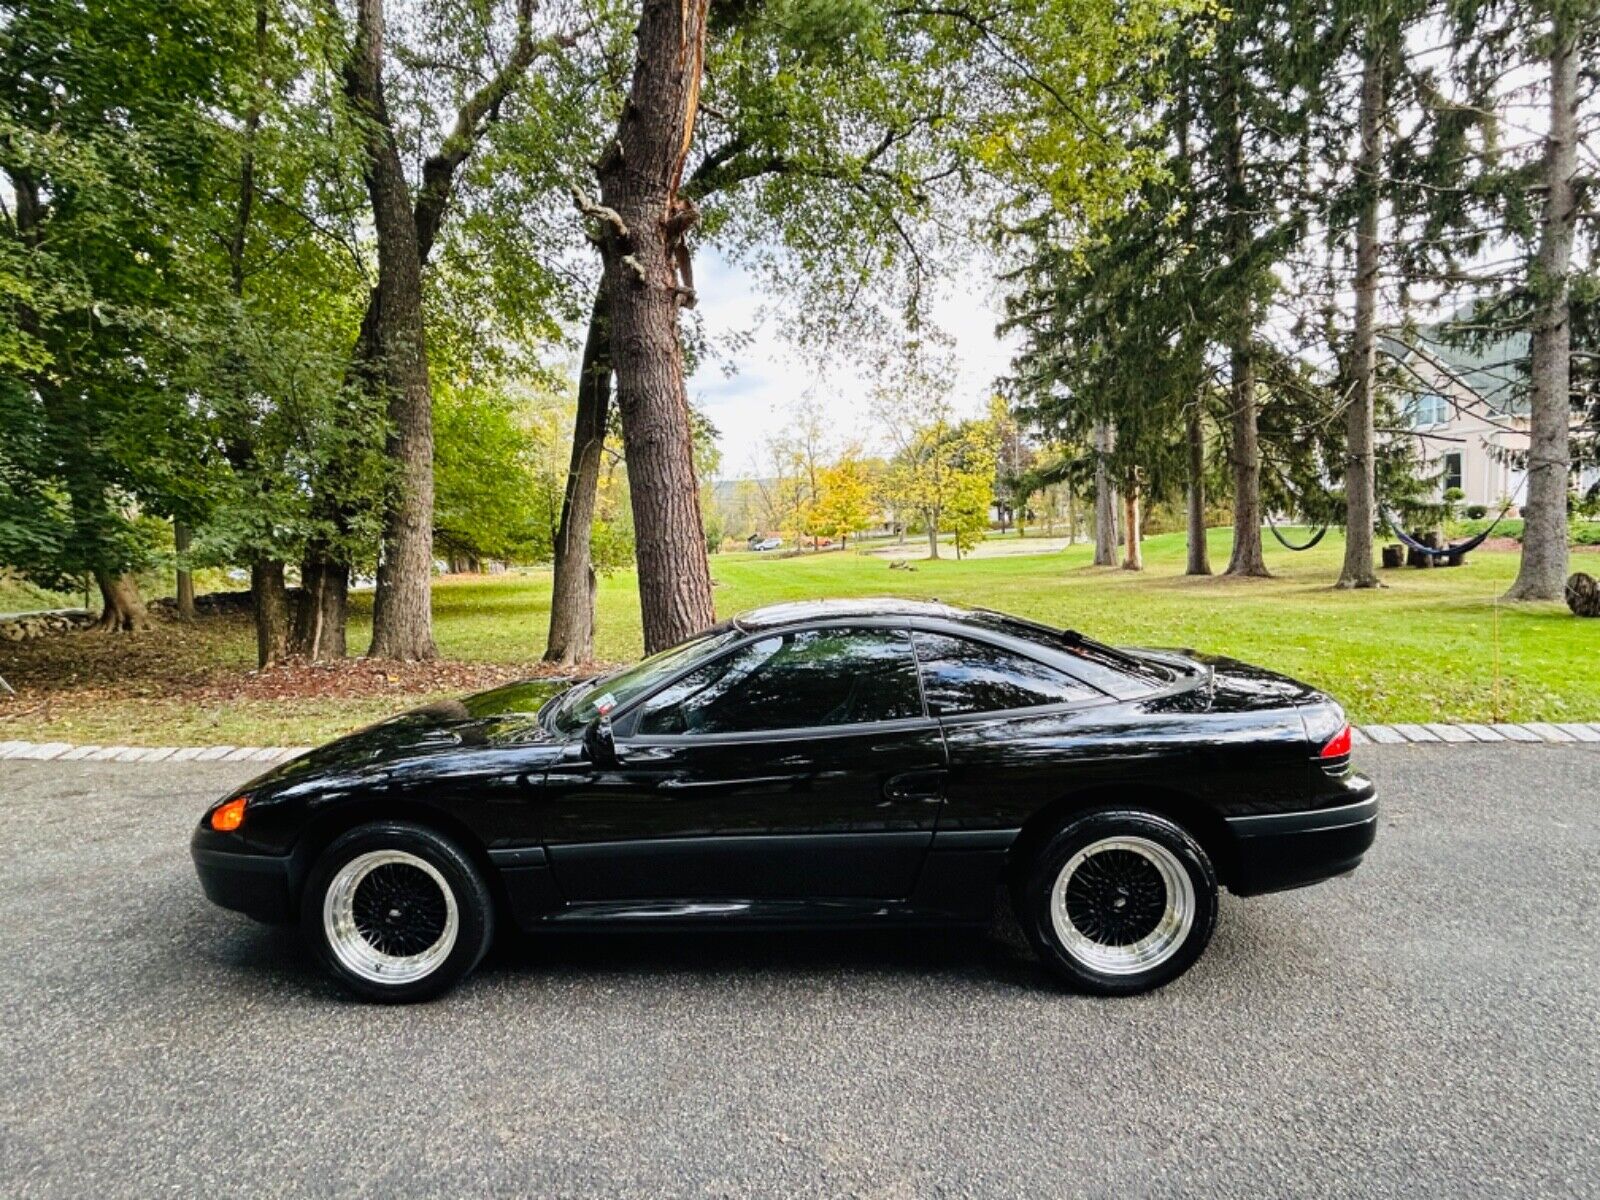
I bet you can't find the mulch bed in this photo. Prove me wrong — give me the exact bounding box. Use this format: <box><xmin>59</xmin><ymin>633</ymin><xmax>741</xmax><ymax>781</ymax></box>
<box><xmin>0</xmin><ymin>609</ymin><xmax>602</xmax><ymax>709</ymax></box>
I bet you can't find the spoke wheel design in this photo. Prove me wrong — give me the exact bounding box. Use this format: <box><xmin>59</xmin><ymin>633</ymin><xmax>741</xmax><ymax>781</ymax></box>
<box><xmin>1050</xmin><ymin>836</ymin><xmax>1195</xmax><ymax>976</ymax></box>
<box><xmin>323</xmin><ymin>850</ymin><xmax>459</xmax><ymax>985</ymax></box>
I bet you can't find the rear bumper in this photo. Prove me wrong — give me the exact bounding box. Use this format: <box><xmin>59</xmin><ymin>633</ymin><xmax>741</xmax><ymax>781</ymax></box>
<box><xmin>191</xmin><ymin>829</ymin><xmax>295</xmax><ymax>923</ymax></box>
<box><xmin>1225</xmin><ymin>776</ymin><xmax>1377</xmax><ymax>896</ymax></box>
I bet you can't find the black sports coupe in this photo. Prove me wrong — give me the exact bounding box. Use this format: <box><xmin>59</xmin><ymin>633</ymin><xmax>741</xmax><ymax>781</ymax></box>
<box><xmin>192</xmin><ymin>599</ymin><xmax>1376</xmax><ymax>1002</ymax></box>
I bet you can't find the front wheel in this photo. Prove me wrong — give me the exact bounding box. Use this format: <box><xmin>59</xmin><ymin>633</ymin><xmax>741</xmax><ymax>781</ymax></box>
<box><xmin>1020</xmin><ymin>809</ymin><xmax>1217</xmax><ymax>996</ymax></box>
<box><xmin>302</xmin><ymin>822</ymin><xmax>493</xmax><ymax>1003</ymax></box>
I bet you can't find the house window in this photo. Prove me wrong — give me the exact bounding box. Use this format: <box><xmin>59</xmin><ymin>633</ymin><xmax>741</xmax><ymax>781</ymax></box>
<box><xmin>1410</xmin><ymin>393</ymin><xmax>1450</xmax><ymax>427</ymax></box>
<box><xmin>1443</xmin><ymin>452</ymin><xmax>1463</xmax><ymax>493</ymax></box>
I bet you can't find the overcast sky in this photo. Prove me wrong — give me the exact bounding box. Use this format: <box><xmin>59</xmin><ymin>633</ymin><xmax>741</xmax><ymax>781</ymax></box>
<box><xmin>686</xmin><ymin>249</ymin><xmax>1018</xmax><ymax>479</ymax></box>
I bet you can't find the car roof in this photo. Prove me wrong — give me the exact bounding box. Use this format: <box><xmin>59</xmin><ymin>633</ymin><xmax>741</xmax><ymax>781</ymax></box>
<box><xmin>730</xmin><ymin>597</ymin><xmax>976</xmax><ymax>632</ymax></box>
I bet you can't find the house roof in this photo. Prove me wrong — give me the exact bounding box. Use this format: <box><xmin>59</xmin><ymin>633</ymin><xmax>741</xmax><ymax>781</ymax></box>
<box><xmin>1379</xmin><ymin>323</ymin><xmax>1531</xmax><ymax>416</ymax></box>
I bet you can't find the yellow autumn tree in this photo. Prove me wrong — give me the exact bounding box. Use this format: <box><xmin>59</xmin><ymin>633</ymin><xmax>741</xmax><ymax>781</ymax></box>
<box><xmin>888</xmin><ymin>412</ymin><xmax>999</xmax><ymax>560</ymax></box>
<box><xmin>812</xmin><ymin>454</ymin><xmax>878</xmax><ymax>547</ymax></box>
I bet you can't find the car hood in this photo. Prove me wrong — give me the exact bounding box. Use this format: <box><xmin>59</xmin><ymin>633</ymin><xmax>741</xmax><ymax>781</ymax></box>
<box><xmin>239</xmin><ymin>676</ymin><xmax>579</xmax><ymax>793</ymax></box>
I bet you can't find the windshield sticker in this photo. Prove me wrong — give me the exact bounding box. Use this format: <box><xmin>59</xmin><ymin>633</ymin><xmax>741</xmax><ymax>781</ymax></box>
<box><xmin>593</xmin><ymin>692</ymin><xmax>617</xmax><ymax>715</ymax></box>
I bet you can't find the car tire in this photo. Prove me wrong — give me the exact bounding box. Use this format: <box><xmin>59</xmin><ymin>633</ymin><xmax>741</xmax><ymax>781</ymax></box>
<box><xmin>302</xmin><ymin>822</ymin><xmax>493</xmax><ymax>1003</ymax></box>
<box><xmin>1019</xmin><ymin>808</ymin><xmax>1217</xmax><ymax>996</ymax></box>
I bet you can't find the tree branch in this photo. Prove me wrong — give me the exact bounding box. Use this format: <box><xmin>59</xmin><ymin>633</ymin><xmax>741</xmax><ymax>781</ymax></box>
<box><xmin>413</xmin><ymin>0</ymin><xmax>575</xmax><ymax>263</ymax></box>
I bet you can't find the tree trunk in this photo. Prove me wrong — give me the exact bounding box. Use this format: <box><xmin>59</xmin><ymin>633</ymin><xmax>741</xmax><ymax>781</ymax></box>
<box><xmin>174</xmin><ymin>522</ymin><xmax>196</xmax><ymax>619</ymax></box>
<box><xmin>1224</xmin><ymin>345</ymin><xmax>1269</xmax><ymax>576</ymax></box>
<box><xmin>926</xmin><ymin>517</ymin><xmax>940</xmax><ymax>560</ymax></box>
<box><xmin>589</xmin><ymin>0</ymin><xmax>717</xmax><ymax>654</ymax></box>
<box><xmin>1185</xmin><ymin>403</ymin><xmax>1212</xmax><ymax>576</ymax></box>
<box><xmin>251</xmin><ymin>559</ymin><xmax>290</xmax><ymax>668</ymax></box>
<box><xmin>1337</xmin><ymin>29</ymin><xmax>1385</xmax><ymax>590</ymax></box>
<box><xmin>92</xmin><ymin>571</ymin><xmax>151</xmax><ymax>633</ymax></box>
<box><xmin>545</xmin><ymin>289</ymin><xmax>612</xmax><ymax>665</ymax></box>
<box><xmin>342</xmin><ymin>0</ymin><xmax>437</xmax><ymax>661</ymax></box>
<box><xmin>1122</xmin><ymin>482</ymin><xmax>1143</xmax><ymax>571</ymax></box>
<box><xmin>1505</xmin><ymin>15</ymin><xmax>1576</xmax><ymax>602</ymax></box>
<box><xmin>1219</xmin><ymin>39</ymin><xmax>1269</xmax><ymax>579</ymax></box>
<box><xmin>1092</xmin><ymin>422</ymin><xmax>1118</xmax><ymax>566</ymax></box>
<box><xmin>292</xmin><ymin>550</ymin><xmax>348</xmax><ymax>661</ymax></box>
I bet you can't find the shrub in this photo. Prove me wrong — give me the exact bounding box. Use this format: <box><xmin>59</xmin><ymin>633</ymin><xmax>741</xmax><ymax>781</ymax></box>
<box><xmin>1464</xmin><ymin>504</ymin><xmax>1487</xmax><ymax>520</ymax></box>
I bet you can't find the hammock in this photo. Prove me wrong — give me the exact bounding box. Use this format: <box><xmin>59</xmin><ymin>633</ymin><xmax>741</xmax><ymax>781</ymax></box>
<box><xmin>1266</xmin><ymin>510</ymin><xmax>1329</xmax><ymax>552</ymax></box>
<box><xmin>1380</xmin><ymin>496</ymin><xmax>1518</xmax><ymax>560</ymax></box>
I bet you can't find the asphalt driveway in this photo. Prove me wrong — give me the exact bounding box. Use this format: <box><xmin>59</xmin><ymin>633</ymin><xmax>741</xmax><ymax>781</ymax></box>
<box><xmin>2</xmin><ymin>745</ymin><xmax>1597</xmax><ymax>1198</ymax></box>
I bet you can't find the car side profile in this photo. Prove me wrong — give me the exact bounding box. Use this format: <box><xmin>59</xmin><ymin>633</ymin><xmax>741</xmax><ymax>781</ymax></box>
<box><xmin>192</xmin><ymin>599</ymin><xmax>1377</xmax><ymax>1002</ymax></box>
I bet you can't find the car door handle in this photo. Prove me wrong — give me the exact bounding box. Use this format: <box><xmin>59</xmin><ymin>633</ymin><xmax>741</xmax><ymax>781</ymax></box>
<box><xmin>884</xmin><ymin>770</ymin><xmax>946</xmax><ymax>801</ymax></box>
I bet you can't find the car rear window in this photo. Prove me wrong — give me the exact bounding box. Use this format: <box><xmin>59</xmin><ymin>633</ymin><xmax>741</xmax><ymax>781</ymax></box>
<box><xmin>910</xmin><ymin>632</ymin><xmax>1101</xmax><ymax>716</ymax></box>
<box><xmin>960</xmin><ymin>612</ymin><xmax>1174</xmax><ymax>690</ymax></box>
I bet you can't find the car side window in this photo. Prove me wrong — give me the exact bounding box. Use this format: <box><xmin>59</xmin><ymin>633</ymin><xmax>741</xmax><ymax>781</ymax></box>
<box><xmin>911</xmin><ymin>631</ymin><xmax>1099</xmax><ymax>716</ymax></box>
<box><xmin>634</xmin><ymin>627</ymin><xmax>924</xmax><ymax>736</ymax></box>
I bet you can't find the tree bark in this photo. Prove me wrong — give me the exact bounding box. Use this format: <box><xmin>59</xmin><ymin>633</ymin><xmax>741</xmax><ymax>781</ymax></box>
<box><xmin>1121</xmin><ymin>481</ymin><xmax>1143</xmax><ymax>571</ymax></box>
<box><xmin>251</xmin><ymin>559</ymin><xmax>290</xmax><ymax>667</ymax></box>
<box><xmin>92</xmin><ymin>571</ymin><xmax>151</xmax><ymax>633</ymax></box>
<box><xmin>544</xmin><ymin>289</ymin><xmax>612</xmax><ymax>665</ymax></box>
<box><xmin>1224</xmin><ymin>345</ymin><xmax>1269</xmax><ymax>576</ymax></box>
<box><xmin>1218</xmin><ymin>38</ymin><xmax>1269</xmax><ymax>578</ymax></box>
<box><xmin>174</xmin><ymin>522</ymin><xmax>196</xmax><ymax>619</ymax></box>
<box><xmin>1092</xmin><ymin>422</ymin><xmax>1118</xmax><ymax>566</ymax></box>
<box><xmin>588</xmin><ymin>0</ymin><xmax>716</xmax><ymax>654</ymax></box>
<box><xmin>926</xmin><ymin>517</ymin><xmax>940</xmax><ymax>560</ymax></box>
<box><xmin>341</xmin><ymin>0</ymin><xmax>437</xmax><ymax>661</ymax></box>
<box><xmin>292</xmin><ymin>550</ymin><xmax>349</xmax><ymax>661</ymax></box>
<box><xmin>1505</xmin><ymin>14</ymin><xmax>1576</xmax><ymax>601</ymax></box>
<box><xmin>1185</xmin><ymin>403</ymin><xmax>1212</xmax><ymax>576</ymax></box>
<box><xmin>1337</xmin><ymin>29</ymin><xmax>1385</xmax><ymax>590</ymax></box>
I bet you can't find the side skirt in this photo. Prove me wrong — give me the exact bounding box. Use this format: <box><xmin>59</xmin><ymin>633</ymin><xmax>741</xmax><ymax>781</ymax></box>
<box><xmin>488</xmin><ymin>836</ymin><xmax>1018</xmax><ymax>933</ymax></box>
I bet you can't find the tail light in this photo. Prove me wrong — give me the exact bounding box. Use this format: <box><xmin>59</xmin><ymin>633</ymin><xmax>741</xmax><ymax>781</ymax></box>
<box><xmin>1319</xmin><ymin>723</ymin><xmax>1353</xmax><ymax>760</ymax></box>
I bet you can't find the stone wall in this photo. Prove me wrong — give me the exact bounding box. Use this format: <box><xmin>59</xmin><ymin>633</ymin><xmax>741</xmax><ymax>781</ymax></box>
<box><xmin>0</xmin><ymin>609</ymin><xmax>95</xmax><ymax>643</ymax></box>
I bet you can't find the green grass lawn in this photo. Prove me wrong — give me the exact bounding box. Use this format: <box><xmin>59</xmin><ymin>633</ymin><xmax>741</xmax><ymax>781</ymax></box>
<box><xmin>2</xmin><ymin>528</ymin><xmax>1596</xmax><ymax>745</ymax></box>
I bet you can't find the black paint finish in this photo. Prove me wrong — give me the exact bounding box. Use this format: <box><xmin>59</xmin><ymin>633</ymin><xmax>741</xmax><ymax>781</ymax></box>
<box><xmin>191</xmin><ymin>599</ymin><xmax>1376</xmax><ymax>932</ymax></box>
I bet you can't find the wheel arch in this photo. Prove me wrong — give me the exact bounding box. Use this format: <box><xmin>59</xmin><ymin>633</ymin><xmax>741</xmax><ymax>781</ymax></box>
<box><xmin>286</xmin><ymin>798</ymin><xmax>508</xmax><ymax>921</ymax></box>
<box><xmin>1005</xmin><ymin>785</ymin><xmax>1237</xmax><ymax>890</ymax></box>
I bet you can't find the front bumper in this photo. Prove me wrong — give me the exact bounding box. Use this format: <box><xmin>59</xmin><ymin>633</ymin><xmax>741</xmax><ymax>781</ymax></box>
<box><xmin>1225</xmin><ymin>774</ymin><xmax>1377</xmax><ymax>896</ymax></box>
<box><xmin>191</xmin><ymin>828</ymin><xmax>295</xmax><ymax>923</ymax></box>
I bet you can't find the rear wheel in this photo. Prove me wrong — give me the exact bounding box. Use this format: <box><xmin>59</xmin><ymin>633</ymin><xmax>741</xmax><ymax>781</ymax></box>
<box><xmin>303</xmin><ymin>822</ymin><xmax>493</xmax><ymax>1003</ymax></box>
<box><xmin>1020</xmin><ymin>809</ymin><xmax>1217</xmax><ymax>996</ymax></box>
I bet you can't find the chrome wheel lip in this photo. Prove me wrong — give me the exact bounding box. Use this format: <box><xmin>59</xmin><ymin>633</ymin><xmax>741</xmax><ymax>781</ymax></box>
<box><xmin>323</xmin><ymin>850</ymin><xmax>459</xmax><ymax>986</ymax></box>
<box><xmin>1050</xmin><ymin>835</ymin><xmax>1195</xmax><ymax>977</ymax></box>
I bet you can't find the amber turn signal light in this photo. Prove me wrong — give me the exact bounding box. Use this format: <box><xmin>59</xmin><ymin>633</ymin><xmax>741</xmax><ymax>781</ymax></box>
<box><xmin>210</xmin><ymin>795</ymin><xmax>248</xmax><ymax>832</ymax></box>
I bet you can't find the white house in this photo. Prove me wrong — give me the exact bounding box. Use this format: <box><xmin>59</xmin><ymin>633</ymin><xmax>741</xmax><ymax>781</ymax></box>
<box><xmin>1380</xmin><ymin>328</ymin><xmax>1597</xmax><ymax>511</ymax></box>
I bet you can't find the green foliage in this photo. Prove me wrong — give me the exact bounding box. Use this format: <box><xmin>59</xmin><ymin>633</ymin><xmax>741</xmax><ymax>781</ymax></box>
<box><xmin>433</xmin><ymin>373</ymin><xmax>568</xmax><ymax>566</ymax></box>
<box><xmin>0</xmin><ymin>0</ymin><xmax>251</xmax><ymax>588</ymax></box>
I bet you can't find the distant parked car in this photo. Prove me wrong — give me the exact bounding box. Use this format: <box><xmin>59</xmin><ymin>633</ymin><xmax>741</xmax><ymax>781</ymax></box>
<box><xmin>192</xmin><ymin>598</ymin><xmax>1376</xmax><ymax>1003</ymax></box>
<box><xmin>752</xmin><ymin>537</ymin><xmax>782</xmax><ymax>551</ymax></box>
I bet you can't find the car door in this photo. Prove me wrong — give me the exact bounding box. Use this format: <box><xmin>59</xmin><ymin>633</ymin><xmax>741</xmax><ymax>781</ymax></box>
<box><xmin>541</xmin><ymin>624</ymin><xmax>947</xmax><ymax>901</ymax></box>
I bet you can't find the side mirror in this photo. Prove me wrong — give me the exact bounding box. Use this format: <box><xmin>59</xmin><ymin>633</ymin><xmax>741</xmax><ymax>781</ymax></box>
<box><xmin>583</xmin><ymin>714</ymin><xmax>618</xmax><ymax>767</ymax></box>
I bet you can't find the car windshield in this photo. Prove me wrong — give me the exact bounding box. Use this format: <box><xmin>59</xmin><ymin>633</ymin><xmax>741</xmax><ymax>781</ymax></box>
<box><xmin>546</xmin><ymin>627</ymin><xmax>741</xmax><ymax>734</ymax></box>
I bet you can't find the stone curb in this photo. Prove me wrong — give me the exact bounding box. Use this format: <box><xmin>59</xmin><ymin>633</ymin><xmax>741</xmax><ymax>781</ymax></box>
<box><xmin>4</xmin><ymin>725</ymin><xmax>1600</xmax><ymax>764</ymax></box>
<box><xmin>0</xmin><ymin>741</ymin><xmax>313</xmax><ymax>764</ymax></box>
